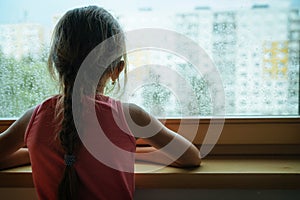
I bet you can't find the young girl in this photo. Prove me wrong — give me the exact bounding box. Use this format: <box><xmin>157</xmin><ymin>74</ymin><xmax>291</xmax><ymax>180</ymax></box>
<box><xmin>0</xmin><ymin>6</ymin><xmax>200</xmax><ymax>200</ymax></box>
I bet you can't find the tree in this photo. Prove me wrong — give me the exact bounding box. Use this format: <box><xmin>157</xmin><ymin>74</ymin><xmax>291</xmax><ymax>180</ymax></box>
<box><xmin>175</xmin><ymin>63</ymin><xmax>212</xmax><ymax>116</ymax></box>
<box><xmin>0</xmin><ymin>49</ymin><xmax>57</xmax><ymax>118</ymax></box>
<box><xmin>142</xmin><ymin>69</ymin><xmax>171</xmax><ymax>117</ymax></box>
<box><xmin>188</xmin><ymin>75</ymin><xmax>212</xmax><ymax>116</ymax></box>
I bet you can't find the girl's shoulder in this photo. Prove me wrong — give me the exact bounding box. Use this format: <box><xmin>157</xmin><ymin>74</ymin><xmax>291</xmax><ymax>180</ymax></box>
<box><xmin>38</xmin><ymin>95</ymin><xmax>60</xmax><ymax>111</ymax></box>
<box><xmin>121</xmin><ymin>103</ymin><xmax>151</xmax><ymax>127</ymax></box>
<box><xmin>41</xmin><ymin>95</ymin><xmax>60</xmax><ymax>105</ymax></box>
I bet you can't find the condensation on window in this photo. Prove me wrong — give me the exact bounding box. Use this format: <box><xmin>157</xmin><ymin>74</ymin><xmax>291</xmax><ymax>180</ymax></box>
<box><xmin>112</xmin><ymin>50</ymin><xmax>213</xmax><ymax>117</ymax></box>
<box><xmin>0</xmin><ymin>1</ymin><xmax>299</xmax><ymax>117</ymax></box>
<box><xmin>0</xmin><ymin>48</ymin><xmax>57</xmax><ymax>118</ymax></box>
<box><xmin>115</xmin><ymin>5</ymin><xmax>300</xmax><ymax>116</ymax></box>
<box><xmin>211</xmin><ymin>8</ymin><xmax>300</xmax><ymax>115</ymax></box>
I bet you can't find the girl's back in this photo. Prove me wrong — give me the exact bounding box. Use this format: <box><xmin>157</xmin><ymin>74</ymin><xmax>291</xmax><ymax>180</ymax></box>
<box><xmin>25</xmin><ymin>95</ymin><xmax>135</xmax><ymax>199</ymax></box>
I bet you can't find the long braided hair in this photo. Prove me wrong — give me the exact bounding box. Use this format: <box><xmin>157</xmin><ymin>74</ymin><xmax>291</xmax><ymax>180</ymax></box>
<box><xmin>47</xmin><ymin>6</ymin><xmax>126</xmax><ymax>199</ymax></box>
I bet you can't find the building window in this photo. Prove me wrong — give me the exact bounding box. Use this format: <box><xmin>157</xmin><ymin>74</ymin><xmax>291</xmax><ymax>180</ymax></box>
<box><xmin>0</xmin><ymin>0</ymin><xmax>299</xmax><ymax>118</ymax></box>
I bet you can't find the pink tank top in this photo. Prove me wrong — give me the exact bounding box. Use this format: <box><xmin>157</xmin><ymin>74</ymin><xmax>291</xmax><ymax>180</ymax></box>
<box><xmin>25</xmin><ymin>95</ymin><xmax>135</xmax><ymax>200</ymax></box>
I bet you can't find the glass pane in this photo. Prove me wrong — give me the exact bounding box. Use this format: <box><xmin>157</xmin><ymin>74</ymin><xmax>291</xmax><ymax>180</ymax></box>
<box><xmin>0</xmin><ymin>0</ymin><xmax>299</xmax><ymax>118</ymax></box>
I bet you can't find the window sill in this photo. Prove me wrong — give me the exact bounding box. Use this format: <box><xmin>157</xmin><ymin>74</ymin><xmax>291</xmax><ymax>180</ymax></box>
<box><xmin>1</xmin><ymin>156</ymin><xmax>299</xmax><ymax>189</ymax></box>
<box><xmin>2</xmin><ymin>117</ymin><xmax>300</xmax><ymax>155</ymax></box>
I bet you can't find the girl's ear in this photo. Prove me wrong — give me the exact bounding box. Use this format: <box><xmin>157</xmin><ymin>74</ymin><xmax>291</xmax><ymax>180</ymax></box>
<box><xmin>111</xmin><ymin>61</ymin><xmax>125</xmax><ymax>82</ymax></box>
<box><xmin>117</xmin><ymin>60</ymin><xmax>125</xmax><ymax>73</ymax></box>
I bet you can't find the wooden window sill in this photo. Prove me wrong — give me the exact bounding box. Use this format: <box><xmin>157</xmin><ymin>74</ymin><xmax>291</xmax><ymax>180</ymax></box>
<box><xmin>1</xmin><ymin>156</ymin><xmax>299</xmax><ymax>189</ymax></box>
<box><xmin>2</xmin><ymin>118</ymin><xmax>300</xmax><ymax>155</ymax></box>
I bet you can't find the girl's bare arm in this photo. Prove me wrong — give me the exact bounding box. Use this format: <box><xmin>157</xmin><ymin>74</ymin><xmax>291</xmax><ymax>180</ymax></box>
<box><xmin>0</xmin><ymin>108</ymin><xmax>34</xmax><ymax>170</ymax></box>
<box><xmin>123</xmin><ymin>103</ymin><xmax>201</xmax><ymax>168</ymax></box>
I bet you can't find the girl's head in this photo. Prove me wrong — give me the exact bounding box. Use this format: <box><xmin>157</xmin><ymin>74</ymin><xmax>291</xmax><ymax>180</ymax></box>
<box><xmin>48</xmin><ymin>5</ymin><xmax>126</xmax><ymax>93</ymax></box>
<box><xmin>47</xmin><ymin>6</ymin><xmax>126</xmax><ymax>200</ymax></box>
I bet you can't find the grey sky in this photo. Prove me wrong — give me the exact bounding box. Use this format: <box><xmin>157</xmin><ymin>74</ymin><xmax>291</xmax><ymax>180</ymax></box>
<box><xmin>0</xmin><ymin>0</ymin><xmax>299</xmax><ymax>25</ymax></box>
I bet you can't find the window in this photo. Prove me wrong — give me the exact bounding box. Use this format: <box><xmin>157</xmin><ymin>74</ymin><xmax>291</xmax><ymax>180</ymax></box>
<box><xmin>0</xmin><ymin>0</ymin><xmax>299</xmax><ymax>118</ymax></box>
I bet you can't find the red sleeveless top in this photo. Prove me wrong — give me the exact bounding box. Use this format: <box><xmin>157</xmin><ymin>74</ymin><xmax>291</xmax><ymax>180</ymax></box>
<box><xmin>25</xmin><ymin>95</ymin><xmax>135</xmax><ymax>200</ymax></box>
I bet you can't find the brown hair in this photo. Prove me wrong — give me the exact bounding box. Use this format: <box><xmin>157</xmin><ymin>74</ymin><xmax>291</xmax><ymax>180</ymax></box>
<box><xmin>47</xmin><ymin>6</ymin><xmax>126</xmax><ymax>200</ymax></box>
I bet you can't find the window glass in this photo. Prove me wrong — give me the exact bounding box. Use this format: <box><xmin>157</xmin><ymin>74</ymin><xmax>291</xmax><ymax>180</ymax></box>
<box><xmin>0</xmin><ymin>0</ymin><xmax>299</xmax><ymax>118</ymax></box>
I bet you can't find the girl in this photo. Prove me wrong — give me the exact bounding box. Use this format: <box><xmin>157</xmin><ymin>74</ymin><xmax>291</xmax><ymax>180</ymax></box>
<box><xmin>0</xmin><ymin>6</ymin><xmax>200</xmax><ymax>200</ymax></box>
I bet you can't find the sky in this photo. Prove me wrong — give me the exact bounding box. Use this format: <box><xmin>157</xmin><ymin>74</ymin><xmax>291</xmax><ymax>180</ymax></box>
<box><xmin>0</xmin><ymin>0</ymin><xmax>299</xmax><ymax>26</ymax></box>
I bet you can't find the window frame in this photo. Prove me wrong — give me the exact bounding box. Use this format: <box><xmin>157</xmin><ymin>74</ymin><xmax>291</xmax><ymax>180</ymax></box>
<box><xmin>157</xmin><ymin>117</ymin><xmax>300</xmax><ymax>155</ymax></box>
<box><xmin>1</xmin><ymin>117</ymin><xmax>300</xmax><ymax>156</ymax></box>
<box><xmin>0</xmin><ymin>1</ymin><xmax>299</xmax><ymax>156</ymax></box>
